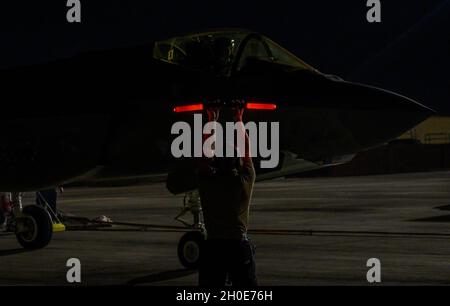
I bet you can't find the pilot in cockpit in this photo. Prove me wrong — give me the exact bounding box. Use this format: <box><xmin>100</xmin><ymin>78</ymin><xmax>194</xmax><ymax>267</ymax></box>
<box><xmin>176</xmin><ymin>36</ymin><xmax>235</xmax><ymax>76</ymax></box>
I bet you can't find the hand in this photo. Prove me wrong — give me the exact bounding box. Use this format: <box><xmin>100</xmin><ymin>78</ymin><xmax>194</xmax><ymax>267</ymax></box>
<box><xmin>232</xmin><ymin>106</ymin><xmax>244</xmax><ymax>122</ymax></box>
<box><xmin>206</xmin><ymin>107</ymin><xmax>220</xmax><ymax>122</ymax></box>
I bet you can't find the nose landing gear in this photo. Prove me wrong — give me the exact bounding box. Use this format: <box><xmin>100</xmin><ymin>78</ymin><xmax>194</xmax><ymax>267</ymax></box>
<box><xmin>16</xmin><ymin>204</ymin><xmax>53</xmax><ymax>249</ymax></box>
<box><xmin>175</xmin><ymin>191</ymin><xmax>205</xmax><ymax>269</ymax></box>
<box><xmin>177</xmin><ymin>231</ymin><xmax>205</xmax><ymax>269</ymax></box>
<box><xmin>2</xmin><ymin>192</ymin><xmax>53</xmax><ymax>250</ymax></box>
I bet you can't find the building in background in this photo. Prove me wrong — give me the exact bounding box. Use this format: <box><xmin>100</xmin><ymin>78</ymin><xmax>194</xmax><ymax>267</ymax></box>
<box><xmin>298</xmin><ymin>116</ymin><xmax>450</xmax><ymax>177</ymax></box>
<box><xmin>397</xmin><ymin>116</ymin><xmax>450</xmax><ymax>145</ymax></box>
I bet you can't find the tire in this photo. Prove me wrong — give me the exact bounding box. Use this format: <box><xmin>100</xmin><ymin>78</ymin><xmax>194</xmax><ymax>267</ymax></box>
<box><xmin>16</xmin><ymin>205</ymin><xmax>53</xmax><ymax>249</ymax></box>
<box><xmin>177</xmin><ymin>231</ymin><xmax>205</xmax><ymax>269</ymax></box>
<box><xmin>0</xmin><ymin>210</ymin><xmax>5</xmax><ymax>225</ymax></box>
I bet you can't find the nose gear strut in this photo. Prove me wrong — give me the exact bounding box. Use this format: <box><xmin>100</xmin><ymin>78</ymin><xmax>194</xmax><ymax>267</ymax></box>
<box><xmin>174</xmin><ymin>190</ymin><xmax>204</xmax><ymax>230</ymax></box>
<box><xmin>175</xmin><ymin>190</ymin><xmax>206</xmax><ymax>270</ymax></box>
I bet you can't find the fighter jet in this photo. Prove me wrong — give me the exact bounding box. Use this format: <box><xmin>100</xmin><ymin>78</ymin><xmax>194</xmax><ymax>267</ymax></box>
<box><xmin>0</xmin><ymin>29</ymin><xmax>433</xmax><ymax>268</ymax></box>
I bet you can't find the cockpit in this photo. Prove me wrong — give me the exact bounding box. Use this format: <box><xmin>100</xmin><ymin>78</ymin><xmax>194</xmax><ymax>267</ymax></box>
<box><xmin>153</xmin><ymin>30</ymin><xmax>318</xmax><ymax>77</ymax></box>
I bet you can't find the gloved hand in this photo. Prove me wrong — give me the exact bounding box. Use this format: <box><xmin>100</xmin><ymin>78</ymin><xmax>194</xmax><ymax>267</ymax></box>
<box><xmin>232</xmin><ymin>106</ymin><xmax>244</xmax><ymax>122</ymax></box>
<box><xmin>206</xmin><ymin>107</ymin><xmax>220</xmax><ymax>122</ymax></box>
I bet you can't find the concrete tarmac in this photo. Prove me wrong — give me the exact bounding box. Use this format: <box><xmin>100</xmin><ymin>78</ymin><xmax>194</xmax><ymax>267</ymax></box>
<box><xmin>1</xmin><ymin>171</ymin><xmax>450</xmax><ymax>285</ymax></box>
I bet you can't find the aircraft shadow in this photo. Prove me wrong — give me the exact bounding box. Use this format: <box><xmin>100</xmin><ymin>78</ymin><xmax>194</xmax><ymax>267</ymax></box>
<box><xmin>411</xmin><ymin>205</ymin><xmax>450</xmax><ymax>222</ymax></box>
<box><xmin>434</xmin><ymin>205</ymin><xmax>450</xmax><ymax>211</ymax></box>
<box><xmin>0</xmin><ymin>248</ymin><xmax>31</xmax><ymax>257</ymax></box>
<box><xmin>411</xmin><ymin>215</ymin><xmax>450</xmax><ymax>223</ymax></box>
<box><xmin>126</xmin><ymin>269</ymin><xmax>196</xmax><ymax>286</ymax></box>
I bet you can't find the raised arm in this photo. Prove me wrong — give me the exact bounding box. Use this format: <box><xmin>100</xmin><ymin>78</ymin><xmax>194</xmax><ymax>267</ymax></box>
<box><xmin>198</xmin><ymin>107</ymin><xmax>220</xmax><ymax>175</ymax></box>
<box><xmin>233</xmin><ymin>106</ymin><xmax>254</xmax><ymax>180</ymax></box>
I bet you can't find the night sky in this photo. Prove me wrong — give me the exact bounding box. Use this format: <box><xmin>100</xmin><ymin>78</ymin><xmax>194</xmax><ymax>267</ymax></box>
<box><xmin>0</xmin><ymin>1</ymin><xmax>448</xmax><ymax>113</ymax></box>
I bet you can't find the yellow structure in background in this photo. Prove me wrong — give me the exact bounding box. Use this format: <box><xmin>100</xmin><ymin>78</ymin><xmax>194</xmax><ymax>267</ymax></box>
<box><xmin>398</xmin><ymin>116</ymin><xmax>450</xmax><ymax>144</ymax></box>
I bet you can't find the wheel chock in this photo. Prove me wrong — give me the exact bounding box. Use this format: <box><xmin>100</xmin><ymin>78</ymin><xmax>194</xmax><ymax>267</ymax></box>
<box><xmin>52</xmin><ymin>222</ymin><xmax>66</xmax><ymax>232</ymax></box>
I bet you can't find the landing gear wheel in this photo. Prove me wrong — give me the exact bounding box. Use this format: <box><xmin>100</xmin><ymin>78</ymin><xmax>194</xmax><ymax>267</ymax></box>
<box><xmin>16</xmin><ymin>205</ymin><xmax>53</xmax><ymax>249</ymax></box>
<box><xmin>0</xmin><ymin>210</ymin><xmax>5</xmax><ymax>226</ymax></box>
<box><xmin>177</xmin><ymin>231</ymin><xmax>205</xmax><ymax>269</ymax></box>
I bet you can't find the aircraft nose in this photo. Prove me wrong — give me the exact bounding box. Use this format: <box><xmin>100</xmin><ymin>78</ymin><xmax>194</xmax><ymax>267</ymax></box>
<box><xmin>376</xmin><ymin>86</ymin><xmax>434</xmax><ymax>125</ymax></box>
<box><xmin>380</xmin><ymin>88</ymin><xmax>434</xmax><ymax>116</ymax></box>
<box><xmin>338</xmin><ymin>82</ymin><xmax>434</xmax><ymax>148</ymax></box>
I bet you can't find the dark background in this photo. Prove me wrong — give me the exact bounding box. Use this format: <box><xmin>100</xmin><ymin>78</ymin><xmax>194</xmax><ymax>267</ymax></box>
<box><xmin>0</xmin><ymin>1</ymin><xmax>448</xmax><ymax>113</ymax></box>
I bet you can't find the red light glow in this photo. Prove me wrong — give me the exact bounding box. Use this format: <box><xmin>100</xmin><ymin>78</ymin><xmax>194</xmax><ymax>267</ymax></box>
<box><xmin>173</xmin><ymin>104</ymin><xmax>204</xmax><ymax>113</ymax></box>
<box><xmin>246</xmin><ymin>102</ymin><xmax>277</xmax><ymax>110</ymax></box>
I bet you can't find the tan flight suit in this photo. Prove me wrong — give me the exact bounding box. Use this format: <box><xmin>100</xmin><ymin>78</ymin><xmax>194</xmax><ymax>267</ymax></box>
<box><xmin>197</xmin><ymin>156</ymin><xmax>257</xmax><ymax>286</ymax></box>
